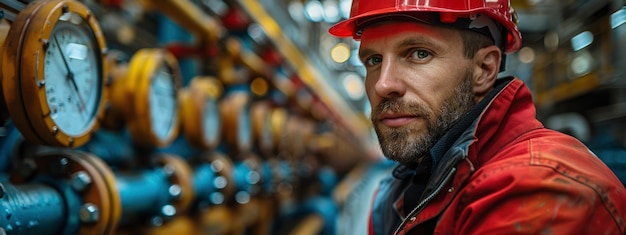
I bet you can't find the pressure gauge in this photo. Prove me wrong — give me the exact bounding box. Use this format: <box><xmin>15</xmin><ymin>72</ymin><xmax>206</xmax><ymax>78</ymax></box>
<box><xmin>268</xmin><ymin>107</ymin><xmax>288</xmax><ymax>156</ymax></box>
<box><xmin>179</xmin><ymin>76</ymin><xmax>223</xmax><ymax>149</ymax></box>
<box><xmin>1</xmin><ymin>0</ymin><xmax>108</xmax><ymax>147</ymax></box>
<box><xmin>284</xmin><ymin>115</ymin><xmax>315</xmax><ymax>160</ymax></box>
<box><xmin>125</xmin><ymin>49</ymin><xmax>182</xmax><ymax>147</ymax></box>
<box><xmin>220</xmin><ymin>90</ymin><xmax>252</xmax><ymax>159</ymax></box>
<box><xmin>151</xmin><ymin>66</ymin><xmax>178</xmax><ymax>140</ymax></box>
<box><xmin>250</xmin><ymin>101</ymin><xmax>274</xmax><ymax>157</ymax></box>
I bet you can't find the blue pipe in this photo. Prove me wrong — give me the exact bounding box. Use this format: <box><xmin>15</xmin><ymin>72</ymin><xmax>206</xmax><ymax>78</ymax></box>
<box><xmin>192</xmin><ymin>163</ymin><xmax>220</xmax><ymax>204</ymax></box>
<box><xmin>0</xmin><ymin>182</ymin><xmax>66</xmax><ymax>235</ymax></box>
<box><xmin>115</xmin><ymin>169</ymin><xmax>171</xmax><ymax>221</ymax></box>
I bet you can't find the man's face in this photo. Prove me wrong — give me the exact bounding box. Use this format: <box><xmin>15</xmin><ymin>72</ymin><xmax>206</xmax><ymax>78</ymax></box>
<box><xmin>359</xmin><ymin>21</ymin><xmax>476</xmax><ymax>164</ymax></box>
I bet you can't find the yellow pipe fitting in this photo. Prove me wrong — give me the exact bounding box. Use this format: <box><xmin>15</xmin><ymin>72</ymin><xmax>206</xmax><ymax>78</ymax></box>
<box><xmin>142</xmin><ymin>0</ymin><xmax>222</xmax><ymax>43</ymax></box>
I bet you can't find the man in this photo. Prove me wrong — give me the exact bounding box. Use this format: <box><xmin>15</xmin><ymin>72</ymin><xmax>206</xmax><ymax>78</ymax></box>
<box><xmin>329</xmin><ymin>1</ymin><xmax>626</xmax><ymax>234</ymax></box>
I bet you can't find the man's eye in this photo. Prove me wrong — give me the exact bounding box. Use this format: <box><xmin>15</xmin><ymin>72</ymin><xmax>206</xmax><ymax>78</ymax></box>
<box><xmin>365</xmin><ymin>56</ymin><xmax>382</xmax><ymax>66</ymax></box>
<box><xmin>410</xmin><ymin>50</ymin><xmax>431</xmax><ymax>60</ymax></box>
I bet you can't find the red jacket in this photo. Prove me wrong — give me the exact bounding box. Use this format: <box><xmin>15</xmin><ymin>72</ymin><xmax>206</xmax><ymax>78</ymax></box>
<box><xmin>370</xmin><ymin>77</ymin><xmax>626</xmax><ymax>235</ymax></box>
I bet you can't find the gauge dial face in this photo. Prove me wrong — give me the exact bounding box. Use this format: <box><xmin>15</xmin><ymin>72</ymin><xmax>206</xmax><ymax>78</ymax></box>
<box><xmin>1</xmin><ymin>0</ymin><xmax>107</xmax><ymax>147</ymax></box>
<box><xmin>45</xmin><ymin>18</ymin><xmax>102</xmax><ymax>136</ymax></box>
<box><xmin>250</xmin><ymin>102</ymin><xmax>274</xmax><ymax>155</ymax></box>
<box><xmin>220</xmin><ymin>92</ymin><xmax>253</xmax><ymax>157</ymax></box>
<box><xmin>150</xmin><ymin>65</ymin><xmax>177</xmax><ymax>141</ymax></box>
<box><xmin>125</xmin><ymin>49</ymin><xmax>181</xmax><ymax>147</ymax></box>
<box><xmin>179</xmin><ymin>77</ymin><xmax>222</xmax><ymax>149</ymax></box>
<box><xmin>259</xmin><ymin>113</ymin><xmax>274</xmax><ymax>153</ymax></box>
<box><xmin>237</xmin><ymin>104</ymin><xmax>252</xmax><ymax>151</ymax></box>
<box><xmin>202</xmin><ymin>99</ymin><xmax>220</xmax><ymax>146</ymax></box>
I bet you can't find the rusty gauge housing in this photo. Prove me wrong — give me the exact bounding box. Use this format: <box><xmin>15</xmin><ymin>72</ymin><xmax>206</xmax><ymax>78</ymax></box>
<box><xmin>124</xmin><ymin>49</ymin><xmax>182</xmax><ymax>148</ymax></box>
<box><xmin>179</xmin><ymin>76</ymin><xmax>223</xmax><ymax>150</ymax></box>
<box><xmin>1</xmin><ymin>0</ymin><xmax>108</xmax><ymax>147</ymax></box>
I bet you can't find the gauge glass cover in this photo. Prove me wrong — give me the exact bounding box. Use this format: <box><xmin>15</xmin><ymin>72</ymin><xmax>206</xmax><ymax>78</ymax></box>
<box><xmin>203</xmin><ymin>98</ymin><xmax>220</xmax><ymax>145</ymax></box>
<box><xmin>260</xmin><ymin>114</ymin><xmax>274</xmax><ymax>150</ymax></box>
<box><xmin>44</xmin><ymin>14</ymin><xmax>101</xmax><ymax>136</ymax></box>
<box><xmin>237</xmin><ymin>105</ymin><xmax>252</xmax><ymax>150</ymax></box>
<box><xmin>150</xmin><ymin>65</ymin><xmax>177</xmax><ymax>141</ymax></box>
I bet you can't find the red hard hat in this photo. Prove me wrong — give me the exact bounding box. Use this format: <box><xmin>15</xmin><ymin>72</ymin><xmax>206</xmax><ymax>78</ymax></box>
<box><xmin>329</xmin><ymin>0</ymin><xmax>522</xmax><ymax>54</ymax></box>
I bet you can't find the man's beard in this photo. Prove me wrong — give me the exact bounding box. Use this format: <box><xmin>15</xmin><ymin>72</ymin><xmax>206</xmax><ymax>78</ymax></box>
<box><xmin>371</xmin><ymin>72</ymin><xmax>476</xmax><ymax>164</ymax></box>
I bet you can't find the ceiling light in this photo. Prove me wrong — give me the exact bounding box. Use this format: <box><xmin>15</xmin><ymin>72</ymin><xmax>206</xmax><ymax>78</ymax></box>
<box><xmin>323</xmin><ymin>0</ymin><xmax>340</xmax><ymax>23</ymax></box>
<box><xmin>342</xmin><ymin>73</ymin><xmax>365</xmax><ymax>100</ymax></box>
<box><xmin>544</xmin><ymin>31</ymin><xmax>559</xmax><ymax>52</ymax></box>
<box><xmin>288</xmin><ymin>1</ymin><xmax>306</xmax><ymax>23</ymax></box>
<box><xmin>304</xmin><ymin>0</ymin><xmax>324</xmax><ymax>22</ymax></box>
<box><xmin>518</xmin><ymin>47</ymin><xmax>535</xmax><ymax>64</ymax></box>
<box><xmin>570</xmin><ymin>51</ymin><xmax>592</xmax><ymax>76</ymax></box>
<box><xmin>611</xmin><ymin>7</ymin><xmax>626</xmax><ymax>29</ymax></box>
<box><xmin>570</xmin><ymin>31</ymin><xmax>593</xmax><ymax>52</ymax></box>
<box><xmin>339</xmin><ymin>0</ymin><xmax>351</xmax><ymax>19</ymax></box>
<box><xmin>331</xmin><ymin>43</ymin><xmax>350</xmax><ymax>63</ymax></box>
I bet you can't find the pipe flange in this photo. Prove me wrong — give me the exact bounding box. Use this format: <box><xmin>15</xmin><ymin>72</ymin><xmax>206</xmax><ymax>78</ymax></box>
<box><xmin>10</xmin><ymin>151</ymin><xmax>121</xmax><ymax>235</ymax></box>
<box><xmin>153</xmin><ymin>153</ymin><xmax>194</xmax><ymax>214</ymax></box>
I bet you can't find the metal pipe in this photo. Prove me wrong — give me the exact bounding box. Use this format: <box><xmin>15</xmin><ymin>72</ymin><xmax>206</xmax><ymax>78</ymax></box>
<box><xmin>192</xmin><ymin>164</ymin><xmax>220</xmax><ymax>204</ymax></box>
<box><xmin>115</xmin><ymin>169</ymin><xmax>171</xmax><ymax>222</ymax></box>
<box><xmin>144</xmin><ymin>0</ymin><xmax>222</xmax><ymax>43</ymax></box>
<box><xmin>0</xmin><ymin>181</ymin><xmax>66</xmax><ymax>235</ymax></box>
<box><xmin>232</xmin><ymin>160</ymin><xmax>261</xmax><ymax>204</ymax></box>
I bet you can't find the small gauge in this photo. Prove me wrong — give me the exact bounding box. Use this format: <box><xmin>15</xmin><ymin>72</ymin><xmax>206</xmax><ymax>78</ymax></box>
<box><xmin>250</xmin><ymin>101</ymin><xmax>274</xmax><ymax>157</ymax></box>
<box><xmin>220</xmin><ymin>90</ymin><xmax>252</xmax><ymax>158</ymax></box>
<box><xmin>1</xmin><ymin>0</ymin><xmax>108</xmax><ymax>147</ymax></box>
<box><xmin>125</xmin><ymin>49</ymin><xmax>182</xmax><ymax>147</ymax></box>
<box><xmin>269</xmin><ymin>107</ymin><xmax>288</xmax><ymax>156</ymax></box>
<box><xmin>179</xmin><ymin>76</ymin><xmax>223</xmax><ymax>149</ymax></box>
<box><xmin>284</xmin><ymin>115</ymin><xmax>315</xmax><ymax>160</ymax></box>
<box><xmin>237</xmin><ymin>101</ymin><xmax>252</xmax><ymax>152</ymax></box>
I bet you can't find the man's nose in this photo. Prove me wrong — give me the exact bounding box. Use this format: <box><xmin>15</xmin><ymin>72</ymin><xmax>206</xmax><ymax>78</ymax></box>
<box><xmin>374</xmin><ymin>61</ymin><xmax>406</xmax><ymax>99</ymax></box>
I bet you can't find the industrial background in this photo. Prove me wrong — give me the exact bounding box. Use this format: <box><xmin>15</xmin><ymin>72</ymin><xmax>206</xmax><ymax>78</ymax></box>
<box><xmin>0</xmin><ymin>0</ymin><xmax>624</xmax><ymax>234</ymax></box>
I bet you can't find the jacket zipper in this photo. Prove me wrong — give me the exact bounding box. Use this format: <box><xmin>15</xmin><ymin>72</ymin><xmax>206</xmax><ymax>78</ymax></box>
<box><xmin>393</xmin><ymin>167</ymin><xmax>457</xmax><ymax>235</ymax></box>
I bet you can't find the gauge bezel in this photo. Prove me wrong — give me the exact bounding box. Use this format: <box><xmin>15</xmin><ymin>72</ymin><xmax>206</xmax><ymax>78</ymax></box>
<box><xmin>1</xmin><ymin>0</ymin><xmax>108</xmax><ymax>147</ymax></box>
<box><xmin>179</xmin><ymin>76</ymin><xmax>223</xmax><ymax>150</ymax></box>
<box><xmin>269</xmin><ymin>107</ymin><xmax>288</xmax><ymax>156</ymax></box>
<box><xmin>125</xmin><ymin>49</ymin><xmax>182</xmax><ymax>147</ymax></box>
<box><xmin>250</xmin><ymin>101</ymin><xmax>275</xmax><ymax>157</ymax></box>
<box><xmin>220</xmin><ymin>90</ymin><xmax>252</xmax><ymax>159</ymax></box>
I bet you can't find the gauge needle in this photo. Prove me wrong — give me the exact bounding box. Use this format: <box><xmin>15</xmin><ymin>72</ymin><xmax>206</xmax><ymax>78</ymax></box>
<box><xmin>53</xmin><ymin>35</ymin><xmax>86</xmax><ymax>112</ymax></box>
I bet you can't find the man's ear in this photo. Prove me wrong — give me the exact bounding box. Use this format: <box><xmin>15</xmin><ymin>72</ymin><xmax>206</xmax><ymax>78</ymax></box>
<box><xmin>472</xmin><ymin>45</ymin><xmax>501</xmax><ymax>102</ymax></box>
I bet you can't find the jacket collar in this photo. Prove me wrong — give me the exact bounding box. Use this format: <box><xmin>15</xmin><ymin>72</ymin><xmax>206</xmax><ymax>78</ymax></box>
<box><xmin>393</xmin><ymin>77</ymin><xmax>514</xmax><ymax>181</ymax></box>
<box><xmin>429</xmin><ymin>77</ymin><xmax>513</xmax><ymax>170</ymax></box>
<box><xmin>469</xmin><ymin>77</ymin><xmax>544</xmax><ymax>166</ymax></box>
<box><xmin>420</xmin><ymin>76</ymin><xmax>515</xmax><ymax>198</ymax></box>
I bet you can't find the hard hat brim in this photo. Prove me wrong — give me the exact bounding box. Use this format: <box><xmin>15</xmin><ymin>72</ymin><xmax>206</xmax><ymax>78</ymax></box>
<box><xmin>329</xmin><ymin>7</ymin><xmax>401</xmax><ymax>38</ymax></box>
<box><xmin>328</xmin><ymin>7</ymin><xmax>522</xmax><ymax>54</ymax></box>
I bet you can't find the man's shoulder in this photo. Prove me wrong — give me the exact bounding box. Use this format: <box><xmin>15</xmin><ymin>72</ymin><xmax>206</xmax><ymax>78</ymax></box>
<box><xmin>460</xmin><ymin>133</ymin><xmax>626</xmax><ymax>233</ymax></box>
<box><xmin>480</xmin><ymin>131</ymin><xmax>610</xmax><ymax>178</ymax></box>
<box><xmin>470</xmin><ymin>131</ymin><xmax>625</xmax><ymax>204</ymax></box>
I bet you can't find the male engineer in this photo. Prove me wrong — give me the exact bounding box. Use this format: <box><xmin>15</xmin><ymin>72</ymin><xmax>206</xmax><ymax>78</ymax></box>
<box><xmin>329</xmin><ymin>1</ymin><xmax>626</xmax><ymax>234</ymax></box>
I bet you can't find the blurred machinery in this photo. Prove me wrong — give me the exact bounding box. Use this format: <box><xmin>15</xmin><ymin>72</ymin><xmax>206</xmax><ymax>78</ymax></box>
<box><xmin>1</xmin><ymin>0</ymin><xmax>625</xmax><ymax>234</ymax></box>
<box><xmin>520</xmin><ymin>0</ymin><xmax>626</xmax><ymax>185</ymax></box>
<box><xmin>0</xmin><ymin>0</ymin><xmax>374</xmax><ymax>234</ymax></box>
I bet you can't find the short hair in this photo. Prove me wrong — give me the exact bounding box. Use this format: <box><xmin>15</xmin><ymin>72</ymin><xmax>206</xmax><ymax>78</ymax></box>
<box><xmin>459</xmin><ymin>29</ymin><xmax>495</xmax><ymax>59</ymax></box>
